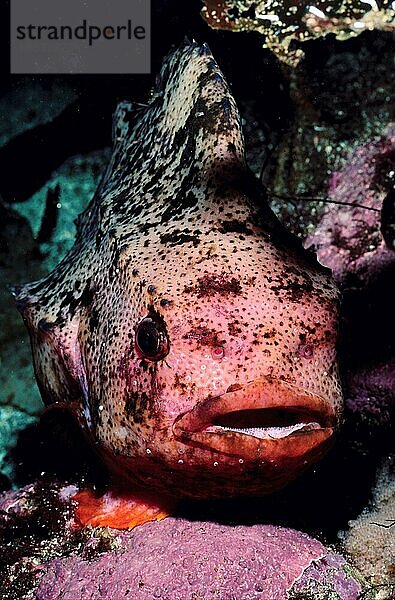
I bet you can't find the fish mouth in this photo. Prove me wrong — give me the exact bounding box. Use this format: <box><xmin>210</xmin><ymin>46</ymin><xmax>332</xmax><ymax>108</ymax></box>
<box><xmin>172</xmin><ymin>377</ymin><xmax>336</xmax><ymax>465</ymax></box>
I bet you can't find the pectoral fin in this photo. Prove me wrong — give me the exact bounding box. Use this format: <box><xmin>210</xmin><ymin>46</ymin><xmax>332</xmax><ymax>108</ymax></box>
<box><xmin>73</xmin><ymin>487</ymin><xmax>172</xmax><ymax>530</ymax></box>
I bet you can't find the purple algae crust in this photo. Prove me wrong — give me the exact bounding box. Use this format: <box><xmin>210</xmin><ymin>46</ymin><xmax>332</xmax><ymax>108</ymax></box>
<box><xmin>290</xmin><ymin>551</ymin><xmax>363</xmax><ymax>599</ymax></box>
<box><xmin>35</xmin><ymin>516</ymin><xmax>358</xmax><ymax>600</ymax></box>
<box><xmin>0</xmin><ymin>483</ymin><xmax>366</xmax><ymax>600</ymax></box>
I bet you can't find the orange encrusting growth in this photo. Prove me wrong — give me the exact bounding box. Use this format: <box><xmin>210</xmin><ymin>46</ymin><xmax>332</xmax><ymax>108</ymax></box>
<box><xmin>73</xmin><ymin>488</ymin><xmax>170</xmax><ymax>530</ymax></box>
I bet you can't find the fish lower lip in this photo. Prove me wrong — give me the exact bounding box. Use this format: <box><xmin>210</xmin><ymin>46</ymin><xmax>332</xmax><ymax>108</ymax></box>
<box><xmin>172</xmin><ymin>377</ymin><xmax>336</xmax><ymax>459</ymax></box>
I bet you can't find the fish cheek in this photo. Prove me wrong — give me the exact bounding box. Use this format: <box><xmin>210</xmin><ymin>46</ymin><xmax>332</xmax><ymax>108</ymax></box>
<box><xmin>118</xmin><ymin>356</ymin><xmax>163</xmax><ymax>431</ymax></box>
<box><xmin>30</xmin><ymin>313</ymin><xmax>86</xmax><ymax>405</ymax></box>
<box><xmin>123</xmin><ymin>386</ymin><xmax>150</xmax><ymax>425</ymax></box>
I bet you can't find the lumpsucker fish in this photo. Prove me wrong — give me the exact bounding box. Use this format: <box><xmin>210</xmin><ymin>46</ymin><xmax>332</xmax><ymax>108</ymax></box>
<box><xmin>14</xmin><ymin>40</ymin><xmax>343</xmax><ymax>529</ymax></box>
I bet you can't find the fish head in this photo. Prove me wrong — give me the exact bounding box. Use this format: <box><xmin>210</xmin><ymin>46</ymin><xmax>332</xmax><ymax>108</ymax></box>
<box><xmin>15</xmin><ymin>41</ymin><xmax>343</xmax><ymax>498</ymax></box>
<box><xmin>94</xmin><ymin>212</ymin><xmax>342</xmax><ymax>497</ymax></box>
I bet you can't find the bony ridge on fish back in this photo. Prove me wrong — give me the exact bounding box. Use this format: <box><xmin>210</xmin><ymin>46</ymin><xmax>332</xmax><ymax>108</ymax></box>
<box><xmin>14</xmin><ymin>40</ymin><xmax>343</xmax><ymax>525</ymax></box>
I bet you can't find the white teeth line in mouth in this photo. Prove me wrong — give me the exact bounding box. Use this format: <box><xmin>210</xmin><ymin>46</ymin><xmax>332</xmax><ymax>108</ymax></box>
<box><xmin>207</xmin><ymin>422</ymin><xmax>322</xmax><ymax>440</ymax></box>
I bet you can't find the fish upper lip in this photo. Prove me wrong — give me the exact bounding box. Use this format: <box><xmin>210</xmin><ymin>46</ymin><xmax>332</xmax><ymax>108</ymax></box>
<box><xmin>172</xmin><ymin>377</ymin><xmax>336</xmax><ymax>460</ymax></box>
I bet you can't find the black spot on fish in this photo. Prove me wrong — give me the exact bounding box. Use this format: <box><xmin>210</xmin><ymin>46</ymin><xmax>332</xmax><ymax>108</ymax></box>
<box><xmin>218</xmin><ymin>220</ymin><xmax>253</xmax><ymax>235</ymax></box>
<box><xmin>160</xmin><ymin>229</ymin><xmax>201</xmax><ymax>247</ymax></box>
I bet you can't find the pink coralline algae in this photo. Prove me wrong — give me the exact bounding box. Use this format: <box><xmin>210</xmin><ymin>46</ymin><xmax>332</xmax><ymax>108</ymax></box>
<box><xmin>35</xmin><ymin>518</ymin><xmax>361</xmax><ymax>600</ymax></box>
<box><xmin>306</xmin><ymin>128</ymin><xmax>395</xmax><ymax>429</ymax></box>
<box><xmin>305</xmin><ymin>126</ymin><xmax>395</xmax><ymax>287</ymax></box>
<box><xmin>344</xmin><ymin>359</ymin><xmax>395</xmax><ymax>424</ymax></box>
<box><xmin>0</xmin><ymin>483</ymin><xmax>363</xmax><ymax>600</ymax></box>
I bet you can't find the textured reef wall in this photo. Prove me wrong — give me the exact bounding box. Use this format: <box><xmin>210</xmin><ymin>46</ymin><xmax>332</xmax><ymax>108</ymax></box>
<box><xmin>202</xmin><ymin>0</ymin><xmax>395</xmax><ymax>65</ymax></box>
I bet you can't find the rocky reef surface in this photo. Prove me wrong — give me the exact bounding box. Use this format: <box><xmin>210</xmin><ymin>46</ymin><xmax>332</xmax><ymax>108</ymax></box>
<box><xmin>0</xmin><ymin>484</ymin><xmax>365</xmax><ymax>600</ymax></box>
<box><xmin>202</xmin><ymin>0</ymin><xmax>395</xmax><ymax>65</ymax></box>
<box><xmin>1</xmin><ymin>457</ymin><xmax>393</xmax><ymax>599</ymax></box>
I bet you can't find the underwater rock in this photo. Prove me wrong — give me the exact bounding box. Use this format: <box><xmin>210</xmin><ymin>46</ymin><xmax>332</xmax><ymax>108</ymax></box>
<box><xmin>0</xmin><ymin>79</ymin><xmax>77</xmax><ymax>149</ymax></box>
<box><xmin>202</xmin><ymin>0</ymin><xmax>395</xmax><ymax>65</ymax></box>
<box><xmin>340</xmin><ymin>456</ymin><xmax>395</xmax><ymax>589</ymax></box>
<box><xmin>14</xmin><ymin>149</ymin><xmax>110</xmax><ymax>273</ymax></box>
<box><xmin>34</xmin><ymin>515</ymin><xmax>361</xmax><ymax>600</ymax></box>
<box><xmin>0</xmin><ymin>152</ymin><xmax>108</xmax><ymax>486</ymax></box>
<box><xmin>3</xmin><ymin>480</ymin><xmax>387</xmax><ymax>600</ymax></box>
<box><xmin>0</xmin><ymin>204</ymin><xmax>43</xmax><ymax>351</ymax></box>
<box><xmin>290</xmin><ymin>551</ymin><xmax>365</xmax><ymax>599</ymax></box>
<box><xmin>0</xmin><ymin>482</ymin><xmax>76</xmax><ymax>600</ymax></box>
<box><xmin>0</xmin><ymin>96</ymin><xmax>112</xmax><ymax>204</ymax></box>
<box><xmin>344</xmin><ymin>360</ymin><xmax>395</xmax><ymax>429</ymax></box>
<box><xmin>0</xmin><ymin>406</ymin><xmax>36</xmax><ymax>484</ymax></box>
<box><xmin>265</xmin><ymin>31</ymin><xmax>395</xmax><ymax>239</ymax></box>
<box><xmin>0</xmin><ymin>203</ymin><xmax>43</xmax><ymax>428</ymax></box>
<box><xmin>0</xmin><ymin>481</ymin><xmax>120</xmax><ymax>600</ymax></box>
<box><xmin>306</xmin><ymin>130</ymin><xmax>395</xmax><ymax>435</ymax></box>
<box><xmin>303</xmin><ymin>128</ymin><xmax>394</xmax><ymax>596</ymax></box>
<box><xmin>305</xmin><ymin>127</ymin><xmax>395</xmax><ymax>287</ymax></box>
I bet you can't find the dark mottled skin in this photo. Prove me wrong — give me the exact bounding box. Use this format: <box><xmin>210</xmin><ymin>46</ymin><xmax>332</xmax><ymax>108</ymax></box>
<box><xmin>15</xmin><ymin>41</ymin><xmax>343</xmax><ymax>499</ymax></box>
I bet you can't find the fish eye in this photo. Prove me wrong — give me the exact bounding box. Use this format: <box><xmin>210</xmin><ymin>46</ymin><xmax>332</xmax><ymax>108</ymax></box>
<box><xmin>135</xmin><ymin>317</ymin><xmax>169</xmax><ymax>361</ymax></box>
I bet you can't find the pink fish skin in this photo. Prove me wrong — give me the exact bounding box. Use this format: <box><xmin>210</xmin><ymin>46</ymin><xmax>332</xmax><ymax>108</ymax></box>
<box><xmin>15</xmin><ymin>40</ymin><xmax>343</xmax><ymax>500</ymax></box>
